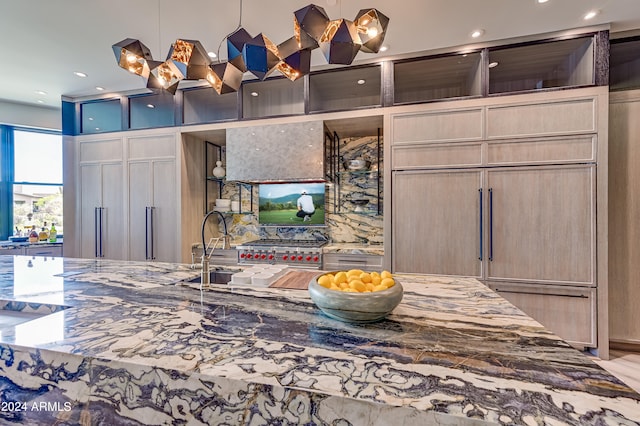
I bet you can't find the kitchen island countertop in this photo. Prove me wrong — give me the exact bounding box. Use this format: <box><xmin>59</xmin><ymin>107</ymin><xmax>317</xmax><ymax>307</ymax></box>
<box><xmin>0</xmin><ymin>255</ymin><xmax>638</xmax><ymax>425</ymax></box>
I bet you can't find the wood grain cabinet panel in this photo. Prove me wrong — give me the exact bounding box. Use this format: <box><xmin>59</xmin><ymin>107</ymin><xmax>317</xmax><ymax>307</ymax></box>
<box><xmin>391</xmin><ymin>109</ymin><xmax>483</xmax><ymax>144</ymax></box>
<box><xmin>486</xmin><ymin>98</ymin><xmax>596</xmax><ymax>138</ymax></box>
<box><xmin>392</xmin><ymin>170</ymin><xmax>483</xmax><ymax>278</ymax></box>
<box><xmin>486</xmin><ymin>165</ymin><xmax>595</xmax><ymax>286</ymax></box>
<box><xmin>488</xmin><ymin>283</ymin><xmax>596</xmax><ymax>348</ymax></box>
<box><xmin>392</xmin><ymin>142</ymin><xmax>482</xmax><ymax>169</ymax></box>
<box><xmin>486</xmin><ymin>135</ymin><xmax>596</xmax><ymax>165</ymax></box>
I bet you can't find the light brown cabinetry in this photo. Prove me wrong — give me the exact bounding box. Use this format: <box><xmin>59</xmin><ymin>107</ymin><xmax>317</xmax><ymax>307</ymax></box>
<box><xmin>389</xmin><ymin>88</ymin><xmax>608</xmax><ymax>355</ymax></box>
<box><xmin>323</xmin><ymin>253</ymin><xmax>383</xmax><ymax>271</ymax></box>
<box><xmin>609</xmin><ymin>90</ymin><xmax>640</xmax><ymax>348</ymax></box>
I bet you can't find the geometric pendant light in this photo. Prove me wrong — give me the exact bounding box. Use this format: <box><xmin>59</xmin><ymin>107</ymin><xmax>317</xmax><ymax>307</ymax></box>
<box><xmin>112</xmin><ymin>38</ymin><xmax>154</xmax><ymax>78</ymax></box>
<box><xmin>319</xmin><ymin>19</ymin><xmax>362</xmax><ymax>65</ymax></box>
<box><xmin>112</xmin><ymin>3</ymin><xmax>389</xmax><ymax>94</ymax></box>
<box><xmin>354</xmin><ymin>9</ymin><xmax>390</xmax><ymax>54</ymax></box>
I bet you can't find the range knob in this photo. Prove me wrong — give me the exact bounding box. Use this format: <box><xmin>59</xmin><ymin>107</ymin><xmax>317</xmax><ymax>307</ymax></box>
<box><xmin>268</xmin><ymin>254</ymin><xmax>274</xmax><ymax>260</ymax></box>
<box><xmin>261</xmin><ymin>254</ymin><xmax>267</xmax><ymax>260</ymax></box>
<box><xmin>246</xmin><ymin>253</ymin><xmax>253</xmax><ymax>259</ymax></box>
<box><xmin>239</xmin><ymin>253</ymin><xmax>246</xmax><ymax>259</ymax></box>
<box><xmin>297</xmin><ymin>255</ymin><xmax>303</xmax><ymax>261</ymax></box>
<box><xmin>282</xmin><ymin>254</ymin><xmax>289</xmax><ymax>261</ymax></box>
<box><xmin>313</xmin><ymin>255</ymin><xmax>319</xmax><ymax>262</ymax></box>
<box><xmin>305</xmin><ymin>255</ymin><xmax>312</xmax><ymax>262</ymax></box>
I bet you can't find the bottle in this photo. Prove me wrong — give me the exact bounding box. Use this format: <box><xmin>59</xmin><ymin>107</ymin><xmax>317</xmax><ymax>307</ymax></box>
<box><xmin>28</xmin><ymin>226</ymin><xmax>38</xmax><ymax>243</ymax></box>
<box><xmin>39</xmin><ymin>222</ymin><xmax>49</xmax><ymax>242</ymax></box>
<box><xmin>49</xmin><ymin>223</ymin><xmax>57</xmax><ymax>242</ymax></box>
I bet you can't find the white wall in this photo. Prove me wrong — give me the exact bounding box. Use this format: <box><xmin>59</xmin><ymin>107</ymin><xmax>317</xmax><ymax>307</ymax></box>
<box><xmin>0</xmin><ymin>100</ymin><xmax>60</xmax><ymax>130</ymax></box>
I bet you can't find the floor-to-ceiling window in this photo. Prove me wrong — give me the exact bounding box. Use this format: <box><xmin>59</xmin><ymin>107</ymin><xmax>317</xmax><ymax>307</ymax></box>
<box><xmin>0</xmin><ymin>126</ymin><xmax>62</xmax><ymax>240</ymax></box>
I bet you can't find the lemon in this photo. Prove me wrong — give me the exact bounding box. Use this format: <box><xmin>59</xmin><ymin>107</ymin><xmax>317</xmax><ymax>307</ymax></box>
<box><xmin>359</xmin><ymin>272</ymin><xmax>372</xmax><ymax>283</ymax></box>
<box><xmin>342</xmin><ymin>287</ymin><xmax>358</xmax><ymax>292</ymax></box>
<box><xmin>371</xmin><ymin>275</ymin><xmax>382</xmax><ymax>286</ymax></box>
<box><xmin>347</xmin><ymin>269</ymin><xmax>364</xmax><ymax>277</ymax></box>
<box><xmin>381</xmin><ymin>277</ymin><xmax>395</xmax><ymax>288</ymax></box>
<box><xmin>334</xmin><ymin>271</ymin><xmax>348</xmax><ymax>284</ymax></box>
<box><xmin>373</xmin><ymin>284</ymin><xmax>388</xmax><ymax>292</ymax></box>
<box><xmin>317</xmin><ymin>275</ymin><xmax>332</xmax><ymax>288</ymax></box>
<box><xmin>349</xmin><ymin>280</ymin><xmax>366</xmax><ymax>292</ymax></box>
<box><xmin>381</xmin><ymin>270</ymin><xmax>393</xmax><ymax>279</ymax></box>
<box><xmin>365</xmin><ymin>283</ymin><xmax>375</xmax><ymax>292</ymax></box>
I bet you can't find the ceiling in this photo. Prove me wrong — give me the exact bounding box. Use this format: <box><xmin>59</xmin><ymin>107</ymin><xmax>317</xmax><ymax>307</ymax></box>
<box><xmin>1</xmin><ymin>0</ymin><xmax>640</xmax><ymax>110</ymax></box>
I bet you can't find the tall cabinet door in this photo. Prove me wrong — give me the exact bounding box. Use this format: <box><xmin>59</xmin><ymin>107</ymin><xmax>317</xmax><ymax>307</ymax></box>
<box><xmin>127</xmin><ymin>159</ymin><xmax>177</xmax><ymax>262</ymax></box>
<box><xmin>392</xmin><ymin>170</ymin><xmax>483</xmax><ymax>278</ymax></box>
<box><xmin>79</xmin><ymin>162</ymin><xmax>125</xmax><ymax>259</ymax></box>
<box><xmin>485</xmin><ymin>165</ymin><xmax>595</xmax><ymax>286</ymax></box>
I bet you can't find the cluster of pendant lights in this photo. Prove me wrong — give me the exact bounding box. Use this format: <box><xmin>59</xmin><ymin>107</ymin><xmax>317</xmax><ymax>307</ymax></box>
<box><xmin>112</xmin><ymin>4</ymin><xmax>389</xmax><ymax>95</ymax></box>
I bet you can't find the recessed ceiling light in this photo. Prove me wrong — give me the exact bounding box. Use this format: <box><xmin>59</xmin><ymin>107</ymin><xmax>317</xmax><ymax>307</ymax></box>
<box><xmin>95</xmin><ymin>86</ymin><xmax>105</xmax><ymax>91</ymax></box>
<box><xmin>95</xmin><ymin>127</ymin><xmax>100</xmax><ymax>131</ymax></box>
<box><xmin>146</xmin><ymin>104</ymin><xmax>155</xmax><ymax>108</ymax></box>
<box><xmin>37</xmin><ymin>100</ymin><xmax>45</xmax><ymax>104</ymax></box>
<box><xmin>537</xmin><ymin>0</ymin><xmax>549</xmax><ymax>3</ymax></box>
<box><xmin>379</xmin><ymin>45</ymin><xmax>389</xmax><ymax>52</ymax></box>
<box><xmin>88</xmin><ymin>117</ymin><xmax>94</xmax><ymax>121</ymax></box>
<box><xmin>584</xmin><ymin>9</ymin><xmax>599</xmax><ymax>20</ymax></box>
<box><xmin>251</xmin><ymin>91</ymin><xmax>259</xmax><ymax>97</ymax></box>
<box><xmin>208</xmin><ymin>51</ymin><xmax>217</xmax><ymax>58</ymax></box>
<box><xmin>35</xmin><ymin>90</ymin><xmax>47</xmax><ymax>95</ymax></box>
<box><xmin>471</xmin><ymin>29</ymin><xmax>485</xmax><ymax>38</ymax></box>
<box><xmin>74</xmin><ymin>71</ymin><xmax>88</xmax><ymax>77</ymax></box>
<box><xmin>357</xmin><ymin>79</ymin><xmax>366</xmax><ymax>85</ymax></box>
<box><xmin>488</xmin><ymin>61</ymin><xmax>499</xmax><ymax>68</ymax></box>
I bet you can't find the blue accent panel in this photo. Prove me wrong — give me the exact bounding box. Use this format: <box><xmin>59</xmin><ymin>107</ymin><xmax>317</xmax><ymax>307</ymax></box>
<box><xmin>0</xmin><ymin>126</ymin><xmax>15</xmax><ymax>240</ymax></box>
<box><xmin>62</xmin><ymin>100</ymin><xmax>78</xmax><ymax>136</ymax></box>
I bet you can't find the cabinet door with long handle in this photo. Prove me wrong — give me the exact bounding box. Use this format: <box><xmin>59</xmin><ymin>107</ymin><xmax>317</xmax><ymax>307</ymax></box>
<box><xmin>485</xmin><ymin>165</ymin><xmax>595</xmax><ymax>286</ymax></box>
<box><xmin>392</xmin><ymin>169</ymin><xmax>484</xmax><ymax>278</ymax></box>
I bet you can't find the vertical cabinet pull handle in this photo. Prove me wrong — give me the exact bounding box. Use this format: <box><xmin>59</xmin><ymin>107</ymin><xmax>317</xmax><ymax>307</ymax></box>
<box><xmin>94</xmin><ymin>207</ymin><xmax>99</xmax><ymax>258</ymax></box>
<box><xmin>478</xmin><ymin>188</ymin><xmax>483</xmax><ymax>261</ymax></box>
<box><xmin>98</xmin><ymin>207</ymin><xmax>105</xmax><ymax>258</ymax></box>
<box><xmin>489</xmin><ymin>188</ymin><xmax>493</xmax><ymax>262</ymax></box>
<box><xmin>145</xmin><ymin>207</ymin><xmax>150</xmax><ymax>260</ymax></box>
<box><xmin>145</xmin><ymin>207</ymin><xmax>156</xmax><ymax>261</ymax></box>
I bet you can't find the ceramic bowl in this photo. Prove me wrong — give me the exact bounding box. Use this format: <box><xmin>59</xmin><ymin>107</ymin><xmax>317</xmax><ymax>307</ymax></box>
<box><xmin>308</xmin><ymin>273</ymin><xmax>403</xmax><ymax>323</ymax></box>
<box><xmin>343</xmin><ymin>159</ymin><xmax>371</xmax><ymax>171</ymax></box>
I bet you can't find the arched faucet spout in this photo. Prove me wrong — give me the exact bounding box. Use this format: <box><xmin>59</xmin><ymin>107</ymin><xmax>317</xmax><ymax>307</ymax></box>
<box><xmin>201</xmin><ymin>210</ymin><xmax>229</xmax><ymax>257</ymax></box>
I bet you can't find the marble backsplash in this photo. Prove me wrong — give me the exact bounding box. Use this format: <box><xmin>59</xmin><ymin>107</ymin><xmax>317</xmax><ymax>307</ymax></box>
<box><xmin>217</xmin><ymin>135</ymin><xmax>383</xmax><ymax>245</ymax></box>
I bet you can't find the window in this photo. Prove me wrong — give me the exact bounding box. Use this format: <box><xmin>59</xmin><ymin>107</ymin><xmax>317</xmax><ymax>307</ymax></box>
<box><xmin>12</xmin><ymin>130</ymin><xmax>63</xmax><ymax>238</ymax></box>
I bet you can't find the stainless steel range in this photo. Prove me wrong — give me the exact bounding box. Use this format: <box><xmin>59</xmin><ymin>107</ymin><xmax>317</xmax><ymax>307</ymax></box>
<box><xmin>236</xmin><ymin>239</ymin><xmax>328</xmax><ymax>268</ymax></box>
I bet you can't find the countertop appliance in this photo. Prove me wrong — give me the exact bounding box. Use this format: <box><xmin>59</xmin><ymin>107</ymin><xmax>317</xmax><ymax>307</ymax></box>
<box><xmin>236</xmin><ymin>239</ymin><xmax>328</xmax><ymax>268</ymax></box>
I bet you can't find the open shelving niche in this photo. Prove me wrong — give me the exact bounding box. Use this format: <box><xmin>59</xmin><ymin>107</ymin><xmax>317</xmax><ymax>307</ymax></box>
<box><xmin>205</xmin><ymin>141</ymin><xmax>253</xmax><ymax>215</ymax></box>
<box><xmin>325</xmin><ymin>128</ymin><xmax>382</xmax><ymax>215</ymax></box>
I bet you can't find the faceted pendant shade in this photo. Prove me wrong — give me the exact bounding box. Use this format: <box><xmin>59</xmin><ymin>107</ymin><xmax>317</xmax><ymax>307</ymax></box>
<box><xmin>227</xmin><ymin>28</ymin><xmax>253</xmax><ymax>72</ymax></box>
<box><xmin>294</xmin><ymin>4</ymin><xmax>330</xmax><ymax>49</ymax></box>
<box><xmin>112</xmin><ymin>4</ymin><xmax>388</xmax><ymax>94</ymax></box>
<box><xmin>355</xmin><ymin>9</ymin><xmax>390</xmax><ymax>53</ymax></box>
<box><xmin>319</xmin><ymin>19</ymin><xmax>361</xmax><ymax>65</ymax></box>
<box><xmin>276</xmin><ymin>37</ymin><xmax>311</xmax><ymax>81</ymax></box>
<box><xmin>242</xmin><ymin>33</ymin><xmax>280</xmax><ymax>80</ymax></box>
<box><xmin>147</xmin><ymin>60</ymin><xmax>184</xmax><ymax>94</ymax></box>
<box><xmin>168</xmin><ymin>39</ymin><xmax>211</xmax><ymax>79</ymax></box>
<box><xmin>112</xmin><ymin>38</ymin><xmax>154</xmax><ymax>78</ymax></box>
<box><xmin>207</xmin><ymin>62</ymin><xmax>243</xmax><ymax>94</ymax></box>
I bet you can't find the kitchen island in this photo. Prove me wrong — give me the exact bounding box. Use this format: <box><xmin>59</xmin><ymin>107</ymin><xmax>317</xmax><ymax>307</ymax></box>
<box><xmin>0</xmin><ymin>255</ymin><xmax>638</xmax><ymax>425</ymax></box>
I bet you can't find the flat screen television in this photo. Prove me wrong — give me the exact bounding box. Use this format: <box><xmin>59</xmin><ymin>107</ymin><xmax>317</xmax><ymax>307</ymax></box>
<box><xmin>258</xmin><ymin>182</ymin><xmax>326</xmax><ymax>226</ymax></box>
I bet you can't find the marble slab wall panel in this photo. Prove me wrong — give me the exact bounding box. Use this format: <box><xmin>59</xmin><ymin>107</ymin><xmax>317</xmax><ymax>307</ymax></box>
<box><xmin>226</xmin><ymin>121</ymin><xmax>324</xmax><ymax>182</ymax></box>
<box><xmin>221</xmin><ymin>135</ymin><xmax>383</xmax><ymax>245</ymax></box>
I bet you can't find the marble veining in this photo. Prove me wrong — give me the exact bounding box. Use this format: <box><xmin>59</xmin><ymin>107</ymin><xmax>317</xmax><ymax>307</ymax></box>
<box><xmin>0</xmin><ymin>256</ymin><xmax>638</xmax><ymax>425</ymax></box>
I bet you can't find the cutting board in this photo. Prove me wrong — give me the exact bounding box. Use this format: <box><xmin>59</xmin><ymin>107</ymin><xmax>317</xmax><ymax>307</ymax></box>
<box><xmin>269</xmin><ymin>270</ymin><xmax>319</xmax><ymax>290</ymax></box>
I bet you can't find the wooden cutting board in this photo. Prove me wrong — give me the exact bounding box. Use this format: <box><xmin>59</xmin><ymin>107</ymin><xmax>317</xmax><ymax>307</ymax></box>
<box><xmin>269</xmin><ymin>270</ymin><xmax>319</xmax><ymax>290</ymax></box>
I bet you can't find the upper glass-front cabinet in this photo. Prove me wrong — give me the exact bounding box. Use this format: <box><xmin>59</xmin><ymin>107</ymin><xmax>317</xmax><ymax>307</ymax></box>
<box><xmin>309</xmin><ymin>65</ymin><xmax>382</xmax><ymax>113</ymax></box>
<box><xmin>488</xmin><ymin>36</ymin><xmax>595</xmax><ymax>94</ymax></box>
<box><xmin>394</xmin><ymin>52</ymin><xmax>483</xmax><ymax>104</ymax></box>
<box><xmin>610</xmin><ymin>37</ymin><xmax>640</xmax><ymax>91</ymax></box>
<box><xmin>242</xmin><ymin>76</ymin><xmax>304</xmax><ymax>119</ymax></box>
<box><xmin>183</xmin><ymin>86</ymin><xmax>238</xmax><ymax>124</ymax></box>
<box><xmin>129</xmin><ymin>92</ymin><xmax>175</xmax><ymax>129</ymax></box>
<box><xmin>80</xmin><ymin>99</ymin><xmax>121</xmax><ymax>134</ymax></box>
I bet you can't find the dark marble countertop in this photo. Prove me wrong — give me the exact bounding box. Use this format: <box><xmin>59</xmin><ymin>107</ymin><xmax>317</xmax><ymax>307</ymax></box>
<box><xmin>0</xmin><ymin>256</ymin><xmax>637</xmax><ymax>425</ymax></box>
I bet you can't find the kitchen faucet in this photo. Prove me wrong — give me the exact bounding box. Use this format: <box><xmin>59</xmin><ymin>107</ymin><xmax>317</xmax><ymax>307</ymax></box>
<box><xmin>200</xmin><ymin>210</ymin><xmax>230</xmax><ymax>285</ymax></box>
